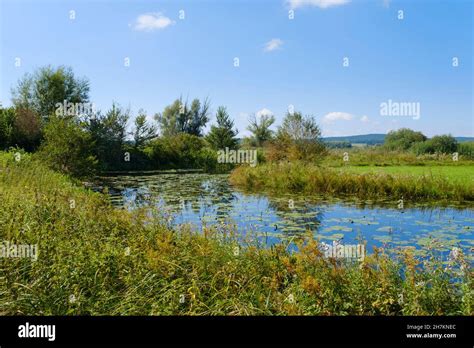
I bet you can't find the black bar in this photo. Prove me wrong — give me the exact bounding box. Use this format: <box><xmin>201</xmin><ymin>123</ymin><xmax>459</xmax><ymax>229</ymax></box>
<box><xmin>0</xmin><ymin>316</ymin><xmax>472</xmax><ymax>346</ymax></box>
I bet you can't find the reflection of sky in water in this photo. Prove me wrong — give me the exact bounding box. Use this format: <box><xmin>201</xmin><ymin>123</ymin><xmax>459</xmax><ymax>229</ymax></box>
<box><xmin>101</xmin><ymin>174</ymin><xmax>474</xmax><ymax>261</ymax></box>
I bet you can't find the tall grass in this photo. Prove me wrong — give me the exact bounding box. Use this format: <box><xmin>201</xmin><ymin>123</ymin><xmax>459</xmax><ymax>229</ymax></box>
<box><xmin>324</xmin><ymin>148</ymin><xmax>474</xmax><ymax>167</ymax></box>
<box><xmin>230</xmin><ymin>162</ymin><xmax>474</xmax><ymax>201</ymax></box>
<box><xmin>0</xmin><ymin>152</ymin><xmax>472</xmax><ymax>315</ymax></box>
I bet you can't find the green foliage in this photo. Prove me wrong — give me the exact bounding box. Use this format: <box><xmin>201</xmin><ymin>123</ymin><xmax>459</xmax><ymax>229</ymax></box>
<box><xmin>155</xmin><ymin>97</ymin><xmax>210</xmax><ymax>137</ymax></box>
<box><xmin>268</xmin><ymin>111</ymin><xmax>326</xmax><ymax>162</ymax></box>
<box><xmin>38</xmin><ymin>115</ymin><xmax>97</xmax><ymax>177</ymax></box>
<box><xmin>0</xmin><ymin>107</ymin><xmax>42</xmax><ymax>151</ymax></box>
<box><xmin>246</xmin><ymin>113</ymin><xmax>275</xmax><ymax>147</ymax></box>
<box><xmin>131</xmin><ymin>110</ymin><xmax>157</xmax><ymax>149</ymax></box>
<box><xmin>4</xmin><ymin>67</ymin><xmax>470</xmax><ymax>177</ymax></box>
<box><xmin>145</xmin><ymin>133</ymin><xmax>211</xmax><ymax>169</ymax></box>
<box><xmin>458</xmin><ymin>142</ymin><xmax>474</xmax><ymax>159</ymax></box>
<box><xmin>12</xmin><ymin>108</ymin><xmax>43</xmax><ymax>151</ymax></box>
<box><xmin>384</xmin><ymin>128</ymin><xmax>427</xmax><ymax>150</ymax></box>
<box><xmin>324</xmin><ymin>147</ymin><xmax>474</xmax><ymax>167</ymax></box>
<box><xmin>278</xmin><ymin>111</ymin><xmax>321</xmax><ymax>141</ymax></box>
<box><xmin>206</xmin><ymin>106</ymin><xmax>238</xmax><ymax>150</ymax></box>
<box><xmin>410</xmin><ymin>141</ymin><xmax>434</xmax><ymax>156</ymax></box>
<box><xmin>429</xmin><ymin>135</ymin><xmax>458</xmax><ymax>153</ymax></box>
<box><xmin>11</xmin><ymin>65</ymin><xmax>90</xmax><ymax>121</ymax></box>
<box><xmin>0</xmin><ymin>154</ymin><xmax>471</xmax><ymax>315</ymax></box>
<box><xmin>0</xmin><ymin>107</ymin><xmax>16</xmax><ymax>149</ymax></box>
<box><xmin>86</xmin><ymin>103</ymin><xmax>130</xmax><ymax>171</ymax></box>
<box><xmin>411</xmin><ymin>135</ymin><xmax>458</xmax><ymax>155</ymax></box>
<box><xmin>196</xmin><ymin>147</ymin><xmax>234</xmax><ymax>173</ymax></box>
<box><xmin>324</xmin><ymin>141</ymin><xmax>352</xmax><ymax>149</ymax></box>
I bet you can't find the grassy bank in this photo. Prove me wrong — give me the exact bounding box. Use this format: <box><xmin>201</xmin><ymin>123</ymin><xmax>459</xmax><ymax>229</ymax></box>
<box><xmin>0</xmin><ymin>152</ymin><xmax>472</xmax><ymax>315</ymax></box>
<box><xmin>341</xmin><ymin>165</ymin><xmax>474</xmax><ymax>186</ymax></box>
<box><xmin>229</xmin><ymin>162</ymin><xmax>474</xmax><ymax>202</ymax></box>
<box><xmin>323</xmin><ymin>148</ymin><xmax>474</xmax><ymax>167</ymax></box>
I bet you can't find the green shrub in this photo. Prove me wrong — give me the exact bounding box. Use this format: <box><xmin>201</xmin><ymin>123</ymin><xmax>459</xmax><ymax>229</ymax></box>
<box><xmin>37</xmin><ymin>115</ymin><xmax>97</xmax><ymax>177</ymax></box>
<box><xmin>144</xmin><ymin>134</ymin><xmax>228</xmax><ymax>172</ymax></box>
<box><xmin>0</xmin><ymin>107</ymin><xmax>16</xmax><ymax>150</ymax></box>
<box><xmin>411</xmin><ymin>135</ymin><xmax>458</xmax><ymax>155</ymax></box>
<box><xmin>411</xmin><ymin>141</ymin><xmax>435</xmax><ymax>155</ymax></box>
<box><xmin>384</xmin><ymin>128</ymin><xmax>426</xmax><ymax>151</ymax></box>
<box><xmin>458</xmin><ymin>142</ymin><xmax>474</xmax><ymax>159</ymax></box>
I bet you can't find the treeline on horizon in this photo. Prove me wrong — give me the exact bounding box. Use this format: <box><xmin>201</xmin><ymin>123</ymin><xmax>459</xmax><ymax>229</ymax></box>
<box><xmin>0</xmin><ymin>65</ymin><xmax>473</xmax><ymax>177</ymax></box>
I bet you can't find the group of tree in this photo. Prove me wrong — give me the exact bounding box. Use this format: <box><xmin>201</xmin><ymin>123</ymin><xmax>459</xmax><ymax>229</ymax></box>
<box><xmin>383</xmin><ymin>128</ymin><xmax>461</xmax><ymax>155</ymax></box>
<box><xmin>4</xmin><ymin>66</ymin><xmax>472</xmax><ymax>178</ymax></box>
<box><xmin>0</xmin><ymin>66</ymin><xmax>331</xmax><ymax>176</ymax></box>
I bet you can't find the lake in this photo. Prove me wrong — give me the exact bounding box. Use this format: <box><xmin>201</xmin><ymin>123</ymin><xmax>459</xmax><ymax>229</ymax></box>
<box><xmin>98</xmin><ymin>173</ymin><xmax>474</xmax><ymax>262</ymax></box>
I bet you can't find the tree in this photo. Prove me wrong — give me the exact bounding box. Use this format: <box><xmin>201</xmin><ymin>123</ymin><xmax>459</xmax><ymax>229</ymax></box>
<box><xmin>186</xmin><ymin>98</ymin><xmax>211</xmax><ymax>136</ymax></box>
<box><xmin>412</xmin><ymin>135</ymin><xmax>458</xmax><ymax>155</ymax></box>
<box><xmin>278</xmin><ymin>111</ymin><xmax>322</xmax><ymax>142</ymax></box>
<box><xmin>0</xmin><ymin>107</ymin><xmax>16</xmax><ymax>150</ymax></box>
<box><xmin>206</xmin><ymin>106</ymin><xmax>238</xmax><ymax>150</ymax></box>
<box><xmin>11</xmin><ymin>65</ymin><xmax>90</xmax><ymax>121</ymax></box>
<box><xmin>155</xmin><ymin>97</ymin><xmax>210</xmax><ymax>137</ymax></box>
<box><xmin>246</xmin><ymin>113</ymin><xmax>275</xmax><ymax>146</ymax></box>
<box><xmin>12</xmin><ymin>108</ymin><xmax>42</xmax><ymax>151</ymax></box>
<box><xmin>131</xmin><ymin>110</ymin><xmax>157</xmax><ymax>149</ymax></box>
<box><xmin>155</xmin><ymin>99</ymin><xmax>180</xmax><ymax>137</ymax></box>
<box><xmin>85</xmin><ymin>103</ymin><xmax>130</xmax><ymax>170</ymax></box>
<box><xmin>384</xmin><ymin>128</ymin><xmax>426</xmax><ymax>150</ymax></box>
<box><xmin>0</xmin><ymin>107</ymin><xmax>43</xmax><ymax>151</ymax></box>
<box><xmin>38</xmin><ymin>115</ymin><xmax>97</xmax><ymax>177</ymax></box>
<box><xmin>145</xmin><ymin>133</ymin><xmax>207</xmax><ymax>169</ymax></box>
<box><xmin>429</xmin><ymin>135</ymin><xmax>458</xmax><ymax>154</ymax></box>
<box><xmin>268</xmin><ymin>111</ymin><xmax>326</xmax><ymax>162</ymax></box>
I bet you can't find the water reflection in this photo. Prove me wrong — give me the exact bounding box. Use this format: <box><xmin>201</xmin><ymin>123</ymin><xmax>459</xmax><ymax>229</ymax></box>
<box><xmin>98</xmin><ymin>173</ymin><xmax>474</xmax><ymax>261</ymax></box>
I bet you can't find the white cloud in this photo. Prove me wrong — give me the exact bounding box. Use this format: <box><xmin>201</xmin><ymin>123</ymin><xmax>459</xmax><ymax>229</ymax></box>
<box><xmin>264</xmin><ymin>38</ymin><xmax>284</xmax><ymax>52</ymax></box>
<box><xmin>256</xmin><ymin>108</ymin><xmax>274</xmax><ymax>117</ymax></box>
<box><xmin>132</xmin><ymin>13</ymin><xmax>175</xmax><ymax>32</ymax></box>
<box><xmin>287</xmin><ymin>0</ymin><xmax>351</xmax><ymax>9</ymax></box>
<box><xmin>360</xmin><ymin>115</ymin><xmax>369</xmax><ymax>123</ymax></box>
<box><xmin>323</xmin><ymin>112</ymin><xmax>354</xmax><ymax>123</ymax></box>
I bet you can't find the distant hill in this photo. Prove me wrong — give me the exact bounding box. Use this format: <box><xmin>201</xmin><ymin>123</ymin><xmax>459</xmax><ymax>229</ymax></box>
<box><xmin>323</xmin><ymin>134</ymin><xmax>474</xmax><ymax>145</ymax></box>
<box><xmin>455</xmin><ymin>137</ymin><xmax>474</xmax><ymax>143</ymax></box>
<box><xmin>322</xmin><ymin>134</ymin><xmax>386</xmax><ymax>145</ymax></box>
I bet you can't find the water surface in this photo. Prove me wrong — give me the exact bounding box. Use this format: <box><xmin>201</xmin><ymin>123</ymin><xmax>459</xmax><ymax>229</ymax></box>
<box><xmin>98</xmin><ymin>173</ymin><xmax>474</xmax><ymax>261</ymax></box>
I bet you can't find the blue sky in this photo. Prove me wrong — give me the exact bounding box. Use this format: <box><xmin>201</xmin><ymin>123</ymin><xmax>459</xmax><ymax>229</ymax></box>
<box><xmin>0</xmin><ymin>0</ymin><xmax>472</xmax><ymax>137</ymax></box>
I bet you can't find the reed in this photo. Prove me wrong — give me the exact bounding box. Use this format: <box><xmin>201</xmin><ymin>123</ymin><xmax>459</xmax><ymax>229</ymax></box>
<box><xmin>229</xmin><ymin>162</ymin><xmax>474</xmax><ymax>201</ymax></box>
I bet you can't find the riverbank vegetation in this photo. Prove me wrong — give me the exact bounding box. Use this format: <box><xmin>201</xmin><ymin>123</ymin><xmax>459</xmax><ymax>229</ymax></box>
<box><xmin>0</xmin><ymin>66</ymin><xmax>236</xmax><ymax>175</ymax></box>
<box><xmin>230</xmin><ymin>162</ymin><xmax>474</xmax><ymax>202</ymax></box>
<box><xmin>0</xmin><ymin>151</ymin><xmax>471</xmax><ymax>315</ymax></box>
<box><xmin>231</xmin><ymin>125</ymin><xmax>474</xmax><ymax>202</ymax></box>
<box><xmin>2</xmin><ymin>66</ymin><xmax>473</xmax><ymax>181</ymax></box>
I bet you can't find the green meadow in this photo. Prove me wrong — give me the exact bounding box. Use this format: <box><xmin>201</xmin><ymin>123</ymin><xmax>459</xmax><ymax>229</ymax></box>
<box><xmin>341</xmin><ymin>165</ymin><xmax>474</xmax><ymax>186</ymax></box>
<box><xmin>230</xmin><ymin>162</ymin><xmax>474</xmax><ymax>202</ymax></box>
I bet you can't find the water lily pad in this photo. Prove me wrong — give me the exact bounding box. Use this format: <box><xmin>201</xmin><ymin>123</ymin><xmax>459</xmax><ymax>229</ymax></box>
<box><xmin>323</xmin><ymin>225</ymin><xmax>352</xmax><ymax>233</ymax></box>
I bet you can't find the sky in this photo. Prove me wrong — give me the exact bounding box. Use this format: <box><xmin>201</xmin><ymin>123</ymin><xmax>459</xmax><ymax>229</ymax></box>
<box><xmin>0</xmin><ymin>0</ymin><xmax>472</xmax><ymax>137</ymax></box>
